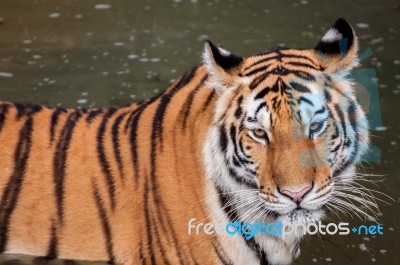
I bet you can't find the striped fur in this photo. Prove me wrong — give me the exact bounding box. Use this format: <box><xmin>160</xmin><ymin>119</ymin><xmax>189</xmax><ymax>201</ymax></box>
<box><xmin>0</xmin><ymin>18</ymin><xmax>369</xmax><ymax>265</ymax></box>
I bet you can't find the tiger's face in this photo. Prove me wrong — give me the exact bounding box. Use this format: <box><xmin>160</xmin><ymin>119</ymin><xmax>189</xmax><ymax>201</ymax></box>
<box><xmin>204</xmin><ymin>19</ymin><xmax>369</xmax><ymax>226</ymax></box>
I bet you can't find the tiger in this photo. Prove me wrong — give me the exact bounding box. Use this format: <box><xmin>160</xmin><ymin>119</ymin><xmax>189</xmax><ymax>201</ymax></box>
<box><xmin>0</xmin><ymin>18</ymin><xmax>371</xmax><ymax>265</ymax></box>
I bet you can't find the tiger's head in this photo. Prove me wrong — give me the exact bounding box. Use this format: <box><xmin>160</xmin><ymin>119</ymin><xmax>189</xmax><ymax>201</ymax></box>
<box><xmin>203</xmin><ymin>18</ymin><xmax>369</xmax><ymax>227</ymax></box>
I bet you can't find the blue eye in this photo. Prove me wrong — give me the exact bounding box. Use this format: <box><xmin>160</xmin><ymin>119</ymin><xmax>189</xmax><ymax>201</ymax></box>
<box><xmin>309</xmin><ymin>121</ymin><xmax>325</xmax><ymax>138</ymax></box>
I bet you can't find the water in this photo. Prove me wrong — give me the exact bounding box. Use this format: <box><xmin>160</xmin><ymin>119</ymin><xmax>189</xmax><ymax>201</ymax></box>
<box><xmin>0</xmin><ymin>0</ymin><xmax>399</xmax><ymax>264</ymax></box>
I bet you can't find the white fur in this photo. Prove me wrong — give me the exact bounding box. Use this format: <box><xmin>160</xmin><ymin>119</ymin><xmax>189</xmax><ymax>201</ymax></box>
<box><xmin>321</xmin><ymin>28</ymin><xmax>343</xmax><ymax>43</ymax></box>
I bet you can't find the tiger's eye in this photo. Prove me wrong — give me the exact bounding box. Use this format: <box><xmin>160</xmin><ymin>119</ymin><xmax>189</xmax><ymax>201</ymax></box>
<box><xmin>253</xmin><ymin>129</ymin><xmax>267</xmax><ymax>138</ymax></box>
<box><xmin>309</xmin><ymin>121</ymin><xmax>322</xmax><ymax>131</ymax></box>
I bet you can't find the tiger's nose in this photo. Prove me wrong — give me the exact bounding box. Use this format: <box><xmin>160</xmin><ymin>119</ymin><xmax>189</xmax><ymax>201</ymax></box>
<box><xmin>279</xmin><ymin>186</ymin><xmax>312</xmax><ymax>202</ymax></box>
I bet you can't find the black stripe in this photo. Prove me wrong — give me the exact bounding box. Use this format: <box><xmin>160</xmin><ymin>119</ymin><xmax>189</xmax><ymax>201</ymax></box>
<box><xmin>15</xmin><ymin>103</ymin><xmax>43</xmax><ymax>119</ymax></box>
<box><xmin>0</xmin><ymin>118</ymin><xmax>33</xmax><ymax>252</ymax></box>
<box><xmin>0</xmin><ymin>104</ymin><xmax>10</xmax><ymax>133</ymax></box>
<box><xmin>46</xmin><ymin>221</ymin><xmax>58</xmax><ymax>259</ymax></box>
<box><xmin>255</xmin><ymin>87</ymin><xmax>271</xmax><ymax>100</ymax></box>
<box><xmin>111</xmin><ymin>112</ymin><xmax>127</xmax><ymax>180</ymax></box>
<box><xmin>180</xmin><ymin>74</ymin><xmax>208</xmax><ymax>129</ymax></box>
<box><xmin>298</xmin><ymin>96</ymin><xmax>314</xmax><ymax>106</ymax></box>
<box><xmin>50</xmin><ymin>108</ymin><xmax>67</xmax><ymax>143</ymax></box>
<box><xmin>201</xmin><ymin>90</ymin><xmax>216</xmax><ymax>112</ymax></box>
<box><xmin>92</xmin><ymin>182</ymin><xmax>115</xmax><ymax>263</ymax></box>
<box><xmin>289</xmin><ymin>82</ymin><xmax>311</xmax><ymax>93</ymax></box>
<box><xmin>315</xmin><ymin>106</ymin><xmax>326</xmax><ymax>115</ymax></box>
<box><xmin>255</xmin><ymin>102</ymin><xmax>267</xmax><ymax>116</ymax></box>
<box><xmin>234</xmin><ymin>95</ymin><xmax>244</xmax><ymax>119</ymax></box>
<box><xmin>153</xmin><ymin>67</ymin><xmax>197</xmax><ymax>147</ymax></box>
<box><xmin>53</xmin><ymin>111</ymin><xmax>81</xmax><ymax>223</ymax></box>
<box><xmin>142</xmin><ymin>174</ymin><xmax>157</xmax><ymax>265</ymax></box>
<box><xmin>219</xmin><ymin>125</ymin><xmax>228</xmax><ymax>153</ymax></box>
<box><xmin>97</xmin><ymin>108</ymin><xmax>118</xmax><ymax>210</ymax></box>
<box><xmin>86</xmin><ymin>109</ymin><xmax>103</xmax><ymax>123</ymax></box>
<box><xmin>244</xmin><ymin>64</ymin><xmax>273</xmax><ymax>77</ymax></box>
<box><xmin>286</xmin><ymin>61</ymin><xmax>322</xmax><ymax>70</ymax></box>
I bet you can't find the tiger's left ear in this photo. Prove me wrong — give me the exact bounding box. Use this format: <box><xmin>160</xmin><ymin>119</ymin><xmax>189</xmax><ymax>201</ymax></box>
<box><xmin>315</xmin><ymin>18</ymin><xmax>359</xmax><ymax>72</ymax></box>
<box><xmin>203</xmin><ymin>40</ymin><xmax>243</xmax><ymax>93</ymax></box>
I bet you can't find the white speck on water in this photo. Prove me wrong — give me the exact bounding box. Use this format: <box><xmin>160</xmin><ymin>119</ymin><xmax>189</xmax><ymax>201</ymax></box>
<box><xmin>81</xmin><ymin>92</ymin><xmax>89</xmax><ymax>96</ymax></box>
<box><xmin>86</xmin><ymin>32</ymin><xmax>93</xmax><ymax>37</ymax></box>
<box><xmin>173</xmin><ymin>0</ymin><xmax>182</xmax><ymax>3</ymax></box>
<box><xmin>300</xmin><ymin>0</ymin><xmax>308</xmax><ymax>4</ymax></box>
<box><xmin>312</xmin><ymin>258</ymin><xmax>317</xmax><ymax>262</ymax></box>
<box><xmin>75</xmin><ymin>14</ymin><xmax>83</xmax><ymax>19</ymax></box>
<box><xmin>94</xmin><ymin>4</ymin><xmax>111</xmax><ymax>10</ymax></box>
<box><xmin>128</xmin><ymin>54</ymin><xmax>138</xmax><ymax>60</ymax></box>
<box><xmin>77</xmin><ymin>99</ymin><xmax>87</xmax><ymax>104</ymax></box>
<box><xmin>379</xmin><ymin>249</ymin><xmax>387</xmax><ymax>255</ymax></box>
<box><xmin>374</xmin><ymin>126</ymin><xmax>387</xmax><ymax>131</ymax></box>
<box><xmin>0</xmin><ymin>72</ymin><xmax>13</xmax><ymax>78</ymax></box>
<box><xmin>359</xmin><ymin>243</ymin><xmax>368</xmax><ymax>251</ymax></box>
<box><xmin>394</xmin><ymin>60</ymin><xmax>400</xmax><ymax>65</ymax></box>
<box><xmin>32</xmin><ymin>54</ymin><xmax>42</xmax><ymax>59</ymax></box>
<box><xmin>363</xmin><ymin>237</ymin><xmax>370</xmax><ymax>241</ymax></box>
<box><xmin>371</xmin><ymin>258</ymin><xmax>376</xmax><ymax>262</ymax></box>
<box><xmin>389</xmin><ymin>227</ymin><xmax>394</xmax><ymax>231</ymax></box>
<box><xmin>102</xmin><ymin>71</ymin><xmax>109</xmax><ymax>76</ymax></box>
<box><xmin>190</xmin><ymin>0</ymin><xmax>198</xmax><ymax>3</ymax></box>
<box><xmin>391</xmin><ymin>141</ymin><xmax>397</xmax><ymax>145</ymax></box>
<box><xmin>129</xmin><ymin>35</ymin><xmax>135</xmax><ymax>42</ymax></box>
<box><xmin>150</xmin><ymin>58</ymin><xmax>160</xmax><ymax>63</ymax></box>
<box><xmin>22</xmin><ymin>39</ymin><xmax>32</xmax><ymax>44</ymax></box>
<box><xmin>356</xmin><ymin>23</ymin><xmax>369</xmax><ymax>29</ymax></box>
<box><xmin>197</xmin><ymin>35</ymin><xmax>209</xmax><ymax>42</ymax></box>
<box><xmin>114</xmin><ymin>42</ymin><xmax>125</xmax><ymax>47</ymax></box>
<box><xmin>49</xmin><ymin>13</ymin><xmax>60</xmax><ymax>18</ymax></box>
<box><xmin>139</xmin><ymin>58</ymin><xmax>149</xmax><ymax>62</ymax></box>
<box><xmin>325</xmin><ymin>257</ymin><xmax>332</xmax><ymax>262</ymax></box>
<box><xmin>130</xmin><ymin>94</ymin><xmax>136</xmax><ymax>99</ymax></box>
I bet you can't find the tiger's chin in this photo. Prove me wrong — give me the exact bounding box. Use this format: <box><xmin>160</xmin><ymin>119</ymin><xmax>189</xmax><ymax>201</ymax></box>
<box><xmin>279</xmin><ymin>208</ymin><xmax>325</xmax><ymax>226</ymax></box>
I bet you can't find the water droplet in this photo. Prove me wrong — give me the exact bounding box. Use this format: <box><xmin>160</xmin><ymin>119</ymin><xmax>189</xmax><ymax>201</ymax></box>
<box><xmin>94</xmin><ymin>4</ymin><xmax>111</xmax><ymax>10</ymax></box>
<box><xmin>359</xmin><ymin>243</ymin><xmax>368</xmax><ymax>251</ymax></box>
<box><xmin>374</xmin><ymin>126</ymin><xmax>387</xmax><ymax>131</ymax></box>
<box><xmin>128</xmin><ymin>54</ymin><xmax>138</xmax><ymax>60</ymax></box>
<box><xmin>49</xmin><ymin>13</ymin><xmax>60</xmax><ymax>18</ymax></box>
<box><xmin>356</xmin><ymin>23</ymin><xmax>369</xmax><ymax>29</ymax></box>
<box><xmin>77</xmin><ymin>99</ymin><xmax>87</xmax><ymax>104</ymax></box>
<box><xmin>0</xmin><ymin>72</ymin><xmax>13</xmax><ymax>78</ymax></box>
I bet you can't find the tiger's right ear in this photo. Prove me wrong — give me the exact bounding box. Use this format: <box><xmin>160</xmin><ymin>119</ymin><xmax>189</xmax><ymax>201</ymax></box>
<box><xmin>202</xmin><ymin>40</ymin><xmax>243</xmax><ymax>93</ymax></box>
<box><xmin>314</xmin><ymin>18</ymin><xmax>359</xmax><ymax>73</ymax></box>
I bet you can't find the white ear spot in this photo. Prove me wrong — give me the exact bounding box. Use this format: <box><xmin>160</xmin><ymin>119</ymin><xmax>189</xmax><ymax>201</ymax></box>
<box><xmin>321</xmin><ymin>28</ymin><xmax>343</xmax><ymax>43</ymax></box>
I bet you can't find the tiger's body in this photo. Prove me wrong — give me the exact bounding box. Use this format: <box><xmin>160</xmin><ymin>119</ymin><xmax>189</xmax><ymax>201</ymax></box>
<box><xmin>0</xmin><ymin>19</ymin><xmax>371</xmax><ymax>265</ymax></box>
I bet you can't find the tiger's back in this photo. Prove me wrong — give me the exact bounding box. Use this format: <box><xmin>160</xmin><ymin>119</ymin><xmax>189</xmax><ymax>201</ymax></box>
<box><xmin>0</xmin><ymin>66</ymin><xmax>219</xmax><ymax>264</ymax></box>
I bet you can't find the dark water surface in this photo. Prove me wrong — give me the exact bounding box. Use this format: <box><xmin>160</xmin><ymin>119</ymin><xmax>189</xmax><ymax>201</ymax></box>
<box><xmin>0</xmin><ymin>0</ymin><xmax>399</xmax><ymax>264</ymax></box>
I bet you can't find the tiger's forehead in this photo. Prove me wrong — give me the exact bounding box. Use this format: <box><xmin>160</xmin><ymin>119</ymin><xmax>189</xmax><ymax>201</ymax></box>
<box><xmin>240</xmin><ymin>48</ymin><xmax>324</xmax><ymax>78</ymax></box>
